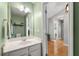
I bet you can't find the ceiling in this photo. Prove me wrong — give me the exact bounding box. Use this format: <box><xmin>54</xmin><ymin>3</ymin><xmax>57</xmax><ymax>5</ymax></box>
<box><xmin>11</xmin><ymin>2</ymin><xmax>33</xmax><ymax>16</ymax></box>
<box><xmin>11</xmin><ymin>2</ymin><xmax>68</xmax><ymax>17</ymax></box>
<box><xmin>11</xmin><ymin>6</ymin><xmax>26</xmax><ymax>16</ymax></box>
<box><xmin>47</xmin><ymin>2</ymin><xmax>68</xmax><ymax>19</ymax></box>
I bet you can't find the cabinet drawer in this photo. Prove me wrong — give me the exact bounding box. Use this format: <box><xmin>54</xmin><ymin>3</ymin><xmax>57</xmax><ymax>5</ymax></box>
<box><xmin>29</xmin><ymin>44</ymin><xmax>41</xmax><ymax>52</ymax></box>
<box><xmin>8</xmin><ymin>48</ymin><xmax>28</xmax><ymax>56</ymax></box>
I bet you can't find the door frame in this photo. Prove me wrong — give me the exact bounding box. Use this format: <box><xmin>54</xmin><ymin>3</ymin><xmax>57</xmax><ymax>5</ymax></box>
<box><xmin>68</xmin><ymin>2</ymin><xmax>73</xmax><ymax>56</ymax></box>
<box><xmin>42</xmin><ymin>2</ymin><xmax>48</xmax><ymax>56</ymax></box>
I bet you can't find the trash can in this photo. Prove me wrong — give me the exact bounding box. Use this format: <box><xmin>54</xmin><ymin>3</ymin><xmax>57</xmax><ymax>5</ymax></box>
<box><xmin>46</xmin><ymin>33</ymin><xmax>50</xmax><ymax>41</ymax></box>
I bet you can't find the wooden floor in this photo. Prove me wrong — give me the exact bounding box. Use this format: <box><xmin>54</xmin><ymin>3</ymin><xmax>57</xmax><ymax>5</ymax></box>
<box><xmin>48</xmin><ymin>40</ymin><xmax>68</xmax><ymax>56</ymax></box>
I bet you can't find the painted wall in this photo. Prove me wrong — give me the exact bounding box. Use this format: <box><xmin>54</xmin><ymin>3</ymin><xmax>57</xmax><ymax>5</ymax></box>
<box><xmin>0</xmin><ymin>3</ymin><xmax>8</xmax><ymax>42</ymax></box>
<box><xmin>33</xmin><ymin>3</ymin><xmax>46</xmax><ymax>55</ymax></box>
<box><xmin>33</xmin><ymin>3</ymin><xmax>43</xmax><ymax>38</ymax></box>
<box><xmin>0</xmin><ymin>2</ymin><xmax>8</xmax><ymax>55</ymax></box>
<box><xmin>69</xmin><ymin>3</ymin><xmax>73</xmax><ymax>56</ymax></box>
<box><xmin>74</xmin><ymin>2</ymin><xmax>79</xmax><ymax>56</ymax></box>
<box><xmin>64</xmin><ymin>10</ymin><xmax>70</xmax><ymax>45</ymax></box>
<box><xmin>0</xmin><ymin>18</ymin><xmax>4</xmax><ymax>56</ymax></box>
<box><xmin>23</xmin><ymin>3</ymin><xmax>34</xmax><ymax>36</ymax></box>
<box><xmin>0</xmin><ymin>3</ymin><xmax>8</xmax><ymax>19</ymax></box>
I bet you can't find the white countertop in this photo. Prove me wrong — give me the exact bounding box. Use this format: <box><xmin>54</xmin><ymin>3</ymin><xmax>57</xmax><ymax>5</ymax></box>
<box><xmin>3</xmin><ymin>37</ymin><xmax>42</xmax><ymax>53</ymax></box>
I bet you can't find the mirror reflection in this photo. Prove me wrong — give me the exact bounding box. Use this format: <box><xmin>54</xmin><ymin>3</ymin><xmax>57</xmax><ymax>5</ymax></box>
<box><xmin>8</xmin><ymin>3</ymin><xmax>34</xmax><ymax>38</ymax></box>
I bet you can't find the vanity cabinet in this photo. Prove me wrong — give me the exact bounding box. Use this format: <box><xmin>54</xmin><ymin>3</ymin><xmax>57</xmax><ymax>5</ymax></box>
<box><xmin>3</xmin><ymin>43</ymin><xmax>42</xmax><ymax>56</ymax></box>
<box><xmin>4</xmin><ymin>48</ymin><xmax>28</xmax><ymax>56</ymax></box>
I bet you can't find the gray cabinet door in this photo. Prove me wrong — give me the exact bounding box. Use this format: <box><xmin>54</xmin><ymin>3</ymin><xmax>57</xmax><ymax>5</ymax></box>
<box><xmin>29</xmin><ymin>44</ymin><xmax>41</xmax><ymax>56</ymax></box>
<box><xmin>30</xmin><ymin>49</ymin><xmax>41</xmax><ymax>56</ymax></box>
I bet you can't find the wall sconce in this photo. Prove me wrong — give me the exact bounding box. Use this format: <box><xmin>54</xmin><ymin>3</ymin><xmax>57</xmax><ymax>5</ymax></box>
<box><xmin>65</xmin><ymin>3</ymin><xmax>69</xmax><ymax>13</ymax></box>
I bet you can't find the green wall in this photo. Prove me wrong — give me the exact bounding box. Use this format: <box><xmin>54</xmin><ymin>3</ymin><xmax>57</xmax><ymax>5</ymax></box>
<box><xmin>23</xmin><ymin>3</ymin><xmax>34</xmax><ymax>36</ymax></box>
<box><xmin>0</xmin><ymin>2</ymin><xmax>8</xmax><ymax>46</ymax></box>
<box><xmin>0</xmin><ymin>18</ymin><xmax>4</xmax><ymax>46</ymax></box>
<box><xmin>74</xmin><ymin>2</ymin><xmax>79</xmax><ymax>56</ymax></box>
<box><xmin>0</xmin><ymin>2</ymin><xmax>8</xmax><ymax>55</ymax></box>
<box><xmin>33</xmin><ymin>3</ymin><xmax>43</xmax><ymax>38</ymax></box>
<box><xmin>0</xmin><ymin>3</ymin><xmax>8</xmax><ymax>19</ymax></box>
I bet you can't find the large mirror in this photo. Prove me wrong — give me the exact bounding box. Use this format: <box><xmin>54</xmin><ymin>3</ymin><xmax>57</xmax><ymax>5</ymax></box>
<box><xmin>7</xmin><ymin>2</ymin><xmax>34</xmax><ymax>39</ymax></box>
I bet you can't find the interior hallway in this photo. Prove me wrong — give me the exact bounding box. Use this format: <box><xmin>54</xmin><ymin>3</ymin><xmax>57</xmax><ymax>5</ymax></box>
<box><xmin>48</xmin><ymin>40</ymin><xmax>68</xmax><ymax>56</ymax></box>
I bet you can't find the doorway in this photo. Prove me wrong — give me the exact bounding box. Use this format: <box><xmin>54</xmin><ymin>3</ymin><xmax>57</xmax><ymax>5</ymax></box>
<box><xmin>44</xmin><ymin>2</ymin><xmax>73</xmax><ymax>56</ymax></box>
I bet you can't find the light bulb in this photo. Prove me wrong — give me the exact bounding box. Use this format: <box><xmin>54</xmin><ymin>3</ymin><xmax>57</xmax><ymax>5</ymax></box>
<box><xmin>25</xmin><ymin>8</ymin><xmax>31</xmax><ymax>13</ymax></box>
<box><xmin>67</xmin><ymin>6</ymin><xmax>69</xmax><ymax>11</ymax></box>
<box><xmin>19</xmin><ymin>5</ymin><xmax>24</xmax><ymax>11</ymax></box>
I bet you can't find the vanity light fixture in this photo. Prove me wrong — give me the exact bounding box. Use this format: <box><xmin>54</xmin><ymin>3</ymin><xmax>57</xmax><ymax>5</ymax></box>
<box><xmin>19</xmin><ymin>5</ymin><xmax>31</xmax><ymax>13</ymax></box>
<box><xmin>65</xmin><ymin>3</ymin><xmax>69</xmax><ymax>13</ymax></box>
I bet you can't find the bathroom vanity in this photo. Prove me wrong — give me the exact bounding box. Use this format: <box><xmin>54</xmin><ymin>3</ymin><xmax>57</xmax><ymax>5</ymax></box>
<box><xmin>3</xmin><ymin>37</ymin><xmax>42</xmax><ymax>56</ymax></box>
